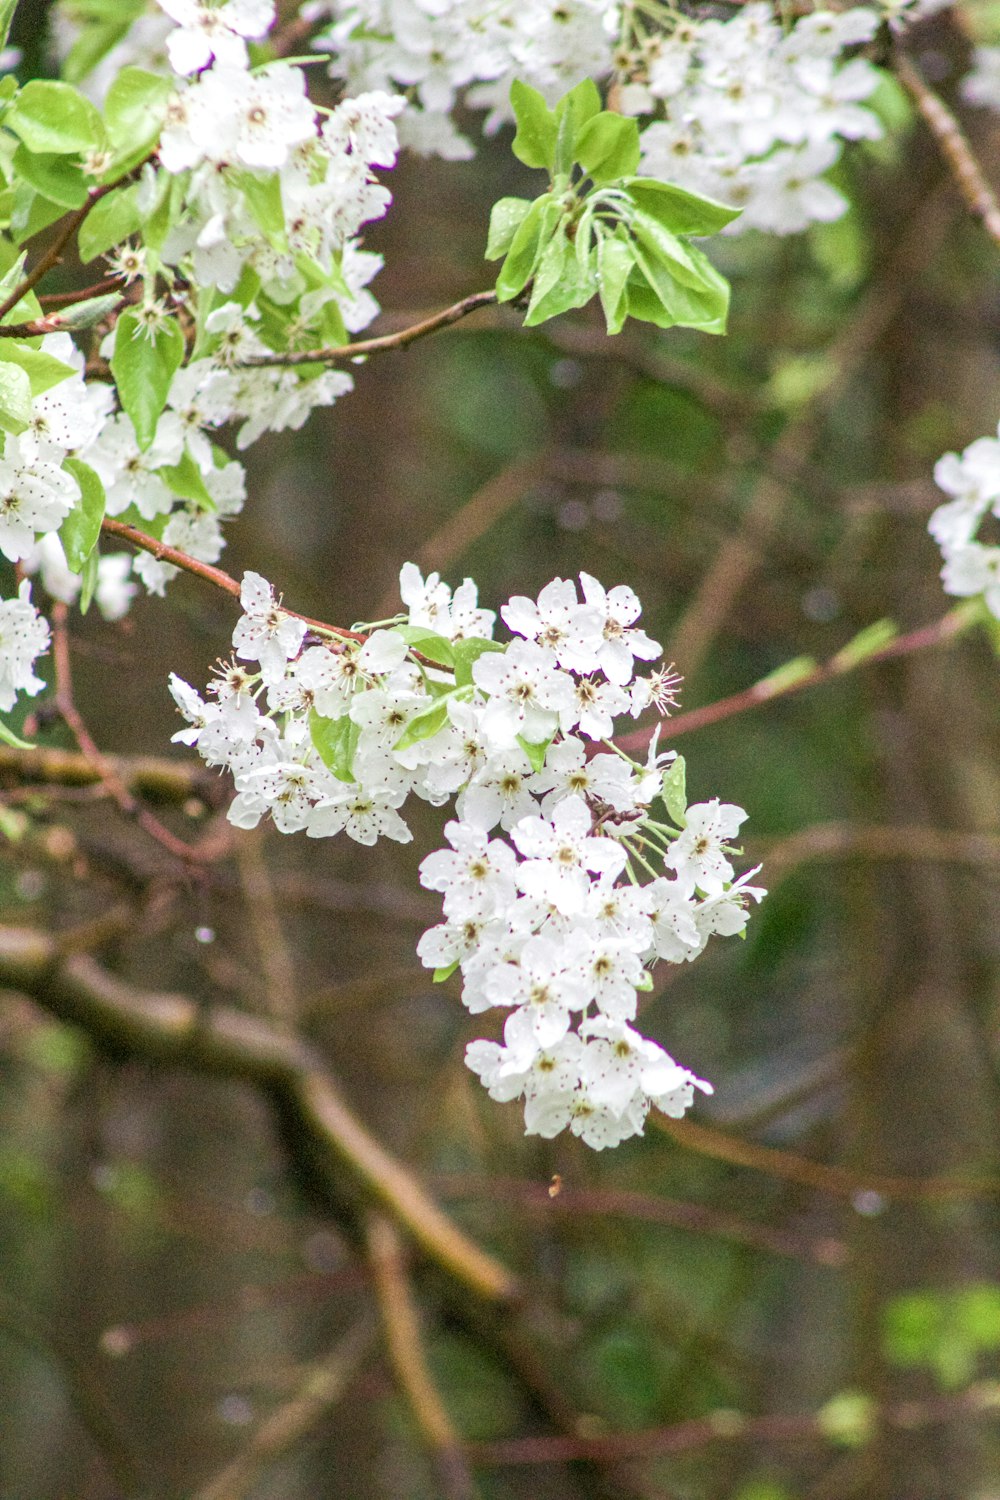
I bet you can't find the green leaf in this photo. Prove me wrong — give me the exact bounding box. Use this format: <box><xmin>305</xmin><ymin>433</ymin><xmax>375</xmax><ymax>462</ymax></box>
<box><xmin>830</xmin><ymin>619</ymin><xmax>898</xmax><ymax>671</ymax></box>
<box><xmin>485</xmin><ymin>197</ymin><xmax>532</xmax><ymax>261</ymax></box>
<box><xmin>60</xmin><ymin>0</ymin><xmax>147</xmax><ymax>85</ymax></box>
<box><xmin>12</xmin><ymin>146</ymin><xmax>88</xmax><ymax>210</ymax></box>
<box><xmin>631</xmin><ymin>211</ymin><xmax>722</xmax><ymax>293</ymax></box>
<box><xmin>0</xmin><ymin>360</ymin><xmax>32</xmax><ymax>434</ymax></box>
<box><xmin>758</xmin><ymin>655</ymin><xmax>817</xmax><ymax>696</ymax></box>
<box><xmin>433</xmin><ymin>961</ymin><xmax>460</xmax><ymax>983</ymax></box>
<box><xmin>49</xmin><ymin>292</ymin><xmax>123</xmax><ymax>331</ymax></box>
<box><xmin>77</xmin><ymin>183</ymin><xmax>141</xmax><ymax>262</ymax></box>
<box><xmin>7</xmin><ymin>81</ymin><xmax>105</xmax><ymax>156</ymax></box>
<box><xmin>596</xmin><ymin>232</ymin><xmax>633</xmax><ymax>334</ymax></box>
<box><xmin>232</xmin><ymin>169</ymin><xmax>286</xmax><ymax>244</ymax></box>
<box><xmin>110</xmin><ymin>309</ymin><xmax>185</xmax><ymax>451</ymax></box>
<box><xmin>509</xmin><ymin>80</ymin><xmax>557</xmax><ymax>170</ymax></box>
<box><xmin>516</xmin><ymin>734</ymin><xmax>552</xmax><ymax>773</ymax></box>
<box><xmin>11</xmin><ymin>185</ymin><xmax>67</xmax><ymax>246</ymax></box>
<box><xmin>452</xmin><ymin>636</ymin><xmax>504</xmax><ymax>688</ymax></box>
<box><xmin>622</xmin><ymin>177</ymin><xmax>742</xmax><ymax>236</ymax></box>
<box><xmin>660</xmin><ymin>755</ymin><xmax>687</xmax><ymax>827</ymax></box>
<box><xmin>523</xmin><ymin>226</ymin><xmax>595</xmax><ymax>326</ymax></box>
<box><xmin>0</xmin><ymin>343</ymin><xmax>74</xmax><ymax>396</ymax></box>
<box><xmin>553</xmin><ymin>79</ymin><xmax>601</xmax><ymax>177</ymax></box>
<box><xmin>103</xmin><ymin>67</ymin><xmax>172</xmax><ymax>164</ymax></box>
<box><xmin>575</xmin><ymin>113</ymin><xmax>640</xmax><ymax>184</ymax></box>
<box><xmin>156</xmin><ymin>449</ymin><xmax>216</xmax><ymax>511</ymax></box>
<box><xmin>0</xmin><ymin>0</ymin><xmax>18</xmax><ymax>51</ymax></box>
<box><xmin>79</xmin><ymin>546</ymin><xmax>99</xmax><ymax>614</ymax></box>
<box><xmin>59</xmin><ymin>458</ymin><xmax>106</xmax><ymax>572</ymax></box>
<box><xmin>309</xmin><ymin>708</ymin><xmax>359</xmax><ymax>782</ymax></box>
<box><xmin>393</xmin><ymin>698</ymin><xmax>450</xmax><ymax>752</ymax></box>
<box><xmin>394</xmin><ymin>624</ymin><xmax>455</xmax><ymax>667</ymax></box>
<box><xmin>0</xmin><ymin>717</ymin><xmax>36</xmax><ymax>749</ymax></box>
<box><xmin>494</xmin><ymin>195</ymin><xmax>557</xmax><ymax>303</ymax></box>
<box><xmin>627</xmin><ymin>252</ymin><xmax>729</xmax><ymax>336</ymax></box>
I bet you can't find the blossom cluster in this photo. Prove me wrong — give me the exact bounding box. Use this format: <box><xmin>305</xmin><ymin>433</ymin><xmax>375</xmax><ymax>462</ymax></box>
<box><xmin>171</xmin><ymin>563</ymin><xmax>764</xmax><ymax>1147</ymax></box>
<box><xmin>301</xmin><ymin>0</ymin><xmax>884</xmax><ymax>233</ymax></box>
<box><xmin>930</xmin><ymin>427</ymin><xmax>1000</xmax><ymax>618</ymax></box>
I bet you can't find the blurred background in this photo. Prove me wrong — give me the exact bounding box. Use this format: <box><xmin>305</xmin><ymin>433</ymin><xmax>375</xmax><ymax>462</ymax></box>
<box><xmin>1</xmin><ymin>5</ymin><xmax>999</xmax><ymax>1498</ymax></box>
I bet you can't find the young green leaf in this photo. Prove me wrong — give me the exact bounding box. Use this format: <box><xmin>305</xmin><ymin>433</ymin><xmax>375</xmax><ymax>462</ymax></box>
<box><xmin>494</xmin><ymin>195</ymin><xmax>559</xmax><ymax>302</ymax></box>
<box><xmin>156</xmin><ymin>450</ymin><xmax>217</xmax><ymax>511</ymax></box>
<box><xmin>524</xmin><ymin>227</ymin><xmax>595</xmax><ymax>326</ymax></box>
<box><xmin>7</xmin><ymin>80</ymin><xmax>105</xmax><ymax>156</ymax></box>
<box><xmin>103</xmin><ymin>67</ymin><xmax>172</xmax><ymax>163</ymax></box>
<box><xmin>486</xmin><ymin>197</ymin><xmax>532</xmax><ymax>261</ymax></box>
<box><xmin>596</xmin><ymin>231</ymin><xmax>633</xmax><ymax>334</ymax></box>
<box><xmin>393</xmin><ymin>698</ymin><xmax>451</xmax><ymax>752</ymax></box>
<box><xmin>553</xmin><ymin>78</ymin><xmax>601</xmax><ymax>178</ymax></box>
<box><xmin>452</xmin><ymin>636</ymin><xmax>504</xmax><ymax>688</ymax></box>
<box><xmin>623</xmin><ymin>177</ymin><xmax>742</xmax><ymax>236</ymax></box>
<box><xmin>432</xmin><ymin>960</ymin><xmax>460</xmax><ymax>983</ymax></box>
<box><xmin>309</xmin><ymin>708</ymin><xmax>360</xmax><ymax>782</ymax></box>
<box><xmin>393</xmin><ymin>624</ymin><xmax>455</xmax><ymax>667</ymax></box>
<box><xmin>0</xmin><ymin>0</ymin><xmax>19</xmax><ymax>51</ymax></box>
<box><xmin>576</xmin><ymin>113</ymin><xmax>640</xmax><ymax>184</ymax></box>
<box><xmin>77</xmin><ymin>183</ymin><xmax>141</xmax><ymax>262</ymax></box>
<box><xmin>628</xmin><ymin>245</ymin><xmax>730</xmax><ymax>335</ymax></box>
<box><xmin>59</xmin><ymin>459</ymin><xmax>106</xmax><ymax>572</ymax></box>
<box><xmin>110</xmin><ymin>309</ymin><xmax>185</xmax><ymax>451</ymax></box>
<box><xmin>0</xmin><ymin>343</ymin><xmax>75</xmax><ymax>397</ymax></box>
<box><xmin>0</xmin><ymin>360</ymin><xmax>33</xmax><ymax>435</ymax></box>
<box><xmin>12</xmin><ymin>146</ymin><xmax>88</xmax><ymax>211</ymax></box>
<box><xmin>516</xmin><ymin>734</ymin><xmax>553</xmax><ymax>773</ymax></box>
<box><xmin>78</xmin><ymin>546</ymin><xmax>99</xmax><ymax>615</ymax></box>
<box><xmin>660</xmin><ymin>755</ymin><xmax>687</xmax><ymax>827</ymax></box>
<box><xmin>509</xmin><ymin>80</ymin><xmax>557</xmax><ymax>170</ymax></box>
<box><xmin>0</xmin><ymin>717</ymin><xmax>36</xmax><ymax>749</ymax></box>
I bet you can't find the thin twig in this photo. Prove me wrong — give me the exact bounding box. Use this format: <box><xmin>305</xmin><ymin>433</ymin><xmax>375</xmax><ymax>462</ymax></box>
<box><xmin>657</xmin><ymin>1114</ymin><xmax>1000</xmax><ymax>1203</ymax></box>
<box><xmin>0</xmin><ymin>162</ymin><xmax>151</xmax><ymax>323</ymax></box>
<box><xmin>615</xmin><ymin>603</ymin><xmax>977</xmax><ymax>754</ymax></box>
<box><xmin>894</xmin><ymin>51</ymin><xmax>1000</xmax><ymax>250</ymax></box>
<box><xmin>235</xmin><ymin>290</ymin><xmax>500</xmax><ymax>368</ymax></box>
<box><xmin>190</xmin><ymin>1320</ymin><xmax>376</xmax><ymax>1500</ymax></box>
<box><xmin>99</xmin><ymin>517</ymin><xmax>365</xmax><ymax>639</ymax></box>
<box><xmin>367</xmin><ymin>1212</ymin><xmax>479</xmax><ymax>1500</ymax></box>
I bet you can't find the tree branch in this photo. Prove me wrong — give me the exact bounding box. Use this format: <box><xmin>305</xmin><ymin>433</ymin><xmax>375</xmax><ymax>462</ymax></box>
<box><xmin>894</xmin><ymin>51</ymin><xmax>1000</xmax><ymax>250</ymax></box>
<box><xmin>0</xmin><ymin>926</ymin><xmax>519</xmax><ymax>1307</ymax></box>
<box><xmin>235</xmin><ymin>290</ymin><xmax>500</xmax><ymax>368</ymax></box>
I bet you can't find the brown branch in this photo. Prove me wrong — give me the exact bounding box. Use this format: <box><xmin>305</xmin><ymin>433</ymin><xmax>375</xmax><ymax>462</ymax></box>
<box><xmin>468</xmin><ymin>1382</ymin><xmax>1000</xmax><ymax>1468</ymax></box>
<box><xmin>763</xmin><ymin>820</ymin><xmax>1000</xmax><ymax>876</ymax></box>
<box><xmin>0</xmin><ymin>162</ymin><xmax>151</xmax><ymax>324</ymax></box>
<box><xmin>99</xmin><ymin>517</ymin><xmax>365</xmax><ymax>640</ymax></box>
<box><xmin>190</xmin><ymin>1320</ymin><xmax>376</xmax><ymax>1500</ymax></box>
<box><xmin>366</xmin><ymin>1213</ymin><xmax>479</xmax><ymax>1500</ymax></box>
<box><xmin>49</xmin><ymin>602</ymin><xmax>224</xmax><ymax>867</ymax></box>
<box><xmin>39</xmin><ymin>276</ymin><xmax>126</xmax><ymax>310</ymax></box>
<box><xmin>894</xmin><ymin>51</ymin><xmax>1000</xmax><ymax>249</ymax></box>
<box><xmin>0</xmin><ymin>926</ymin><xmax>519</xmax><ymax>1307</ymax></box>
<box><xmin>656</xmin><ymin>1115</ymin><xmax>1000</xmax><ymax>1204</ymax></box>
<box><xmin>236</xmin><ymin>290</ymin><xmax>500</xmax><ymax>368</ymax></box>
<box><xmin>0</xmin><ymin>744</ymin><xmax>220</xmax><ymax>803</ymax></box>
<box><xmin>615</xmin><ymin>603</ymin><xmax>976</xmax><ymax>754</ymax></box>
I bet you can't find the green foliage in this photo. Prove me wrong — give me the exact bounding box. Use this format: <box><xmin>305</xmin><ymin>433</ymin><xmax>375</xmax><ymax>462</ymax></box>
<box><xmin>110</xmin><ymin>308</ymin><xmax>185</xmax><ymax>450</ymax></box>
<box><xmin>59</xmin><ymin>459</ymin><xmax>106</xmax><ymax>572</ymax></box>
<box><xmin>884</xmin><ymin>1283</ymin><xmax>1000</xmax><ymax>1388</ymax></box>
<box><xmin>489</xmin><ymin>80</ymin><xmax>739</xmax><ymax>334</ymax></box>
<box><xmin>661</xmin><ymin>755</ymin><xmax>687</xmax><ymax>826</ymax></box>
<box><xmin>309</xmin><ymin>708</ymin><xmax>360</xmax><ymax>782</ymax></box>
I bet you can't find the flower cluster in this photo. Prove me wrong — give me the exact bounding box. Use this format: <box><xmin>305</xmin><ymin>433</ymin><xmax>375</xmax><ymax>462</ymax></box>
<box><xmin>625</xmin><ymin>4</ymin><xmax>883</xmax><ymax>235</ymax></box>
<box><xmin>171</xmin><ymin>563</ymin><xmax>764</xmax><ymax>1147</ymax></box>
<box><xmin>302</xmin><ymin>0</ymin><xmax>883</xmax><ymax>233</ymax></box>
<box><xmin>0</xmin><ymin>581</ymin><xmax>50</xmax><ymax>714</ymax></box>
<box><xmin>930</xmin><ymin>426</ymin><xmax>1000</xmax><ymax>618</ymax></box>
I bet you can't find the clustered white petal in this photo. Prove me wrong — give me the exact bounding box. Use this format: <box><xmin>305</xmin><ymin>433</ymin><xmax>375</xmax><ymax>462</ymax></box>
<box><xmin>930</xmin><ymin>427</ymin><xmax>1000</xmax><ymax>619</ymax></box>
<box><xmin>172</xmin><ymin>562</ymin><xmax>765</xmax><ymax>1149</ymax></box>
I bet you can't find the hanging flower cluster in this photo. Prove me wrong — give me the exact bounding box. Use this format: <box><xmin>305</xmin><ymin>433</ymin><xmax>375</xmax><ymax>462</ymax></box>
<box><xmin>170</xmin><ymin>564</ymin><xmax>764</xmax><ymax>1147</ymax></box>
<box><xmin>930</xmin><ymin>427</ymin><xmax>1000</xmax><ymax>618</ymax></box>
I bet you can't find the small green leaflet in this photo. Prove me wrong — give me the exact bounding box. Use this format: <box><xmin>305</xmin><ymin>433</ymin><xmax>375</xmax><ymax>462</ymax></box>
<box><xmin>79</xmin><ymin>546</ymin><xmax>99</xmax><ymax>615</ymax></box>
<box><xmin>0</xmin><ymin>0</ymin><xmax>18</xmax><ymax>51</ymax></box>
<box><xmin>0</xmin><ymin>716</ymin><xmax>36</xmax><ymax>749</ymax></box>
<box><xmin>393</xmin><ymin>698</ymin><xmax>452</xmax><ymax>752</ymax></box>
<box><xmin>156</xmin><ymin>450</ymin><xmax>217</xmax><ymax>511</ymax></box>
<box><xmin>7</xmin><ymin>80</ymin><xmax>105</xmax><ymax>156</ymax></box>
<box><xmin>110</xmin><ymin>309</ymin><xmax>185</xmax><ymax>451</ymax></box>
<box><xmin>575</xmin><ymin>113</ymin><xmax>640</xmax><ymax>185</ymax></box>
<box><xmin>12</xmin><ymin>146</ymin><xmax>88</xmax><ymax>210</ymax></box>
<box><xmin>59</xmin><ymin>459</ymin><xmax>106</xmax><ymax>573</ymax></box>
<box><xmin>452</xmin><ymin>636</ymin><xmax>504</xmax><ymax>688</ymax></box>
<box><xmin>78</xmin><ymin>185</ymin><xmax>141</xmax><ymax>263</ymax></box>
<box><xmin>660</xmin><ymin>755</ymin><xmax>687</xmax><ymax>827</ymax></box>
<box><xmin>516</xmin><ymin>734</ymin><xmax>552</xmax><ymax>774</ymax></box>
<box><xmin>485</xmin><ymin>197</ymin><xmax>532</xmax><ymax>261</ymax></box>
<box><xmin>432</xmin><ymin>960</ymin><xmax>460</xmax><ymax>984</ymax></box>
<box><xmin>509</xmin><ymin>80</ymin><xmax>557</xmax><ymax>170</ymax></box>
<box><xmin>0</xmin><ymin>361</ymin><xmax>32</xmax><ymax>434</ymax></box>
<box><xmin>309</xmin><ymin>708</ymin><xmax>359</xmax><ymax>783</ymax></box>
<box><xmin>394</xmin><ymin>624</ymin><xmax>455</xmax><ymax>667</ymax></box>
<box><xmin>103</xmin><ymin>68</ymin><xmax>172</xmax><ymax>168</ymax></box>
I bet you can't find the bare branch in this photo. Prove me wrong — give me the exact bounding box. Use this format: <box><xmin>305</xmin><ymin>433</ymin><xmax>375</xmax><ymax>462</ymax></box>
<box><xmin>235</xmin><ymin>290</ymin><xmax>500</xmax><ymax>368</ymax></box>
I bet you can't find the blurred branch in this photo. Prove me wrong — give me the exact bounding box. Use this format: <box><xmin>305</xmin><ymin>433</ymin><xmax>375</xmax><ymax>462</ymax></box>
<box><xmin>615</xmin><ymin>602</ymin><xmax>978</xmax><ymax>753</ymax></box>
<box><xmin>667</xmin><ymin>182</ymin><xmax>955</xmax><ymax>675</ymax></box>
<box><xmin>657</xmin><ymin>1115</ymin><xmax>1000</xmax><ymax>1203</ymax></box>
<box><xmin>435</xmin><ymin>1174</ymin><xmax>848</xmax><ymax>1268</ymax></box>
<box><xmin>894</xmin><ymin>51</ymin><xmax>1000</xmax><ymax>249</ymax></box>
<box><xmin>234</xmin><ymin>826</ymin><xmax>299</xmax><ymax>1030</ymax></box>
<box><xmin>237</xmin><ymin>290</ymin><xmax>500</xmax><ymax>368</ymax></box>
<box><xmin>0</xmin><ymin>925</ymin><xmax>519</xmax><ymax>1307</ymax></box>
<box><xmin>0</xmin><ymin>743</ymin><xmax>219</xmax><ymax>802</ymax></box>
<box><xmin>366</xmin><ymin>1212</ymin><xmax>479</xmax><ymax>1500</ymax></box>
<box><xmin>190</xmin><ymin>1318</ymin><xmax>376</xmax><ymax>1500</ymax></box>
<box><xmin>468</xmin><ymin>1381</ymin><xmax>1000</xmax><ymax>1467</ymax></box>
<box><xmin>763</xmin><ymin>821</ymin><xmax>1000</xmax><ymax>877</ymax></box>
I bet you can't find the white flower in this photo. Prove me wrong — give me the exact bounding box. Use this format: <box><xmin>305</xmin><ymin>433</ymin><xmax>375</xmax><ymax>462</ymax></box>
<box><xmin>511</xmin><ymin>794</ymin><xmax>627</xmax><ymax>914</ymax></box>
<box><xmin>578</xmin><ymin>571</ymin><xmax>661</xmax><ymax>685</ymax></box>
<box><xmin>664</xmin><ymin>800</ymin><xmax>748</xmax><ymax>897</ymax></box>
<box><xmin>158</xmin><ymin>0</ymin><xmax>275</xmax><ymax>75</ymax></box>
<box><xmin>0</xmin><ymin>580</ymin><xmax>49</xmax><ymax>711</ymax></box>
<box><xmin>232</xmin><ymin>571</ymin><xmax>308</xmax><ymax>684</ymax></box>
<box><xmin>419</xmin><ymin>821</ymin><xmax>519</xmax><ymax>920</ymax></box>
<box><xmin>472</xmin><ymin>638</ymin><xmax>575</xmax><ymax>748</ymax></box>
